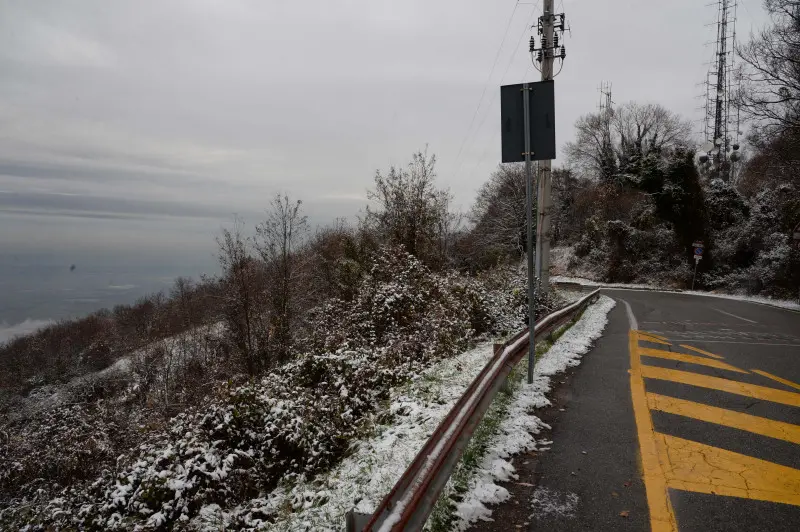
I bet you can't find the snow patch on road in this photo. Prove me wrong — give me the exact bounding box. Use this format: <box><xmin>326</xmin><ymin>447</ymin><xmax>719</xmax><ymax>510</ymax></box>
<box><xmin>452</xmin><ymin>295</ymin><xmax>616</xmax><ymax>530</ymax></box>
<box><xmin>529</xmin><ymin>487</ymin><xmax>579</xmax><ymax>519</ymax></box>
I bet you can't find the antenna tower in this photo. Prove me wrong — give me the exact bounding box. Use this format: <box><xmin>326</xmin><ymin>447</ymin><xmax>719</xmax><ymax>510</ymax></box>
<box><xmin>700</xmin><ymin>0</ymin><xmax>742</xmax><ymax>180</ymax></box>
<box><xmin>598</xmin><ymin>81</ymin><xmax>613</xmax><ymax>117</ymax></box>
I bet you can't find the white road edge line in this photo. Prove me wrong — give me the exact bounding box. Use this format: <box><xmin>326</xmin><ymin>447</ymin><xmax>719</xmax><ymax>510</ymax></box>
<box><xmin>711</xmin><ymin>307</ymin><xmax>759</xmax><ymax>324</ymax></box>
<box><xmin>621</xmin><ymin>299</ymin><xmax>638</xmax><ymax>330</ymax></box>
<box><xmin>592</xmin><ymin>286</ymin><xmax>800</xmax><ymax>314</ymax></box>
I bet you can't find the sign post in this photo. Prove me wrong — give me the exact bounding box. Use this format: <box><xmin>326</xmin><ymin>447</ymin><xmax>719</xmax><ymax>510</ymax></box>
<box><xmin>794</xmin><ymin>224</ymin><xmax>800</xmax><ymax>301</ymax></box>
<box><xmin>523</xmin><ymin>83</ymin><xmax>535</xmax><ymax>386</ymax></box>
<box><xmin>691</xmin><ymin>241</ymin><xmax>704</xmax><ymax>291</ymax></box>
<box><xmin>501</xmin><ymin>81</ymin><xmax>556</xmax><ymax>384</ymax></box>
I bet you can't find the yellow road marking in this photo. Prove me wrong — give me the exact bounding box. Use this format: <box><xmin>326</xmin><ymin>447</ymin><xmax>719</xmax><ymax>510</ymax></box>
<box><xmin>640</xmin><ymin>365</ymin><xmax>800</xmax><ymax>408</ymax></box>
<box><xmin>656</xmin><ymin>433</ymin><xmax>800</xmax><ymax>507</ymax></box>
<box><xmin>639</xmin><ymin>347</ymin><xmax>748</xmax><ymax>374</ymax></box>
<box><xmin>679</xmin><ymin>344</ymin><xmax>725</xmax><ymax>360</ymax></box>
<box><xmin>752</xmin><ymin>369</ymin><xmax>800</xmax><ymax>392</ymax></box>
<box><xmin>639</xmin><ymin>332</ymin><xmax>672</xmax><ymax>346</ymax></box>
<box><xmin>641</xmin><ymin>332</ymin><xmax>669</xmax><ymax>341</ymax></box>
<box><xmin>647</xmin><ymin>393</ymin><xmax>800</xmax><ymax>445</ymax></box>
<box><xmin>629</xmin><ymin>331</ymin><xmax>678</xmax><ymax>531</ymax></box>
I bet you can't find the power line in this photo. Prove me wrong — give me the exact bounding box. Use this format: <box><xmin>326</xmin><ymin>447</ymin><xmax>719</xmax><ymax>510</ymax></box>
<box><xmin>451</xmin><ymin>1</ymin><xmax>522</xmax><ymax>172</ymax></box>
<box><xmin>453</xmin><ymin>2</ymin><xmax>539</xmax><ymax>181</ymax></box>
<box><xmin>464</xmin><ymin>62</ymin><xmax>535</xmax><ymax>182</ymax></box>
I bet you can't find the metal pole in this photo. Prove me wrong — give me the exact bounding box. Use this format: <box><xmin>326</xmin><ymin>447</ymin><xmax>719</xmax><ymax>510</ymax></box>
<box><xmin>692</xmin><ymin>260</ymin><xmax>699</xmax><ymax>290</ymax></box>
<box><xmin>535</xmin><ymin>0</ymin><xmax>556</xmax><ymax>294</ymax></box>
<box><xmin>524</xmin><ymin>83</ymin><xmax>535</xmax><ymax>385</ymax></box>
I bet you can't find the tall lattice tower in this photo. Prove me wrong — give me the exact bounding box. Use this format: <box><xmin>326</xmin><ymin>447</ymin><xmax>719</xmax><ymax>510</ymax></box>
<box><xmin>700</xmin><ymin>0</ymin><xmax>742</xmax><ymax>180</ymax></box>
<box><xmin>598</xmin><ymin>81</ymin><xmax>613</xmax><ymax>117</ymax></box>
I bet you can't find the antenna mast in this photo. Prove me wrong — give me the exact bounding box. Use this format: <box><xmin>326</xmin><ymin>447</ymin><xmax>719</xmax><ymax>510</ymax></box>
<box><xmin>598</xmin><ymin>81</ymin><xmax>613</xmax><ymax>117</ymax></box>
<box><xmin>700</xmin><ymin>0</ymin><xmax>741</xmax><ymax>180</ymax></box>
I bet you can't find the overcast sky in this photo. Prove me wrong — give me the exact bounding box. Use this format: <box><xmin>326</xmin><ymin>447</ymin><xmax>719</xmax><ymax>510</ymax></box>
<box><xmin>0</xmin><ymin>0</ymin><xmax>770</xmax><ymax>231</ymax></box>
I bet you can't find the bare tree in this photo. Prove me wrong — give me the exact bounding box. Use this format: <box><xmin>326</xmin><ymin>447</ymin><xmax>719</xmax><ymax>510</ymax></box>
<box><xmin>254</xmin><ymin>195</ymin><xmax>308</xmax><ymax>366</ymax></box>
<box><xmin>550</xmin><ymin>168</ymin><xmax>591</xmax><ymax>246</ymax></box>
<box><xmin>437</xmin><ymin>195</ymin><xmax>464</xmax><ymax>265</ymax></box>
<box><xmin>738</xmin><ymin>0</ymin><xmax>800</xmax><ymax>137</ymax></box>
<box><xmin>306</xmin><ymin>219</ymin><xmax>365</xmax><ymax>302</ymax></box>
<box><xmin>565</xmin><ymin>112</ymin><xmax>618</xmax><ymax>181</ymax></box>
<box><xmin>469</xmin><ymin>163</ymin><xmax>528</xmax><ymax>261</ymax></box>
<box><xmin>565</xmin><ymin>102</ymin><xmax>694</xmax><ymax>180</ymax></box>
<box><xmin>216</xmin><ymin>216</ymin><xmax>269</xmax><ymax>375</ymax></box>
<box><xmin>366</xmin><ymin>148</ymin><xmax>452</xmax><ymax>267</ymax></box>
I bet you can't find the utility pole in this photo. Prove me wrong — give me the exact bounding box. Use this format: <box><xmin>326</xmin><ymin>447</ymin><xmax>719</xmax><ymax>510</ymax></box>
<box><xmin>523</xmin><ymin>1</ymin><xmax>566</xmax><ymax>382</ymax></box>
<box><xmin>534</xmin><ymin>0</ymin><xmax>557</xmax><ymax>294</ymax></box>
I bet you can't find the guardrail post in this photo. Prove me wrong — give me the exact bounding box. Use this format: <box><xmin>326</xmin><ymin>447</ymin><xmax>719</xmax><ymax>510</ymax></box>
<box><xmin>495</xmin><ymin>343</ymin><xmax>512</xmax><ymax>395</ymax></box>
<box><xmin>345</xmin><ymin>509</ymin><xmax>371</xmax><ymax>532</ymax></box>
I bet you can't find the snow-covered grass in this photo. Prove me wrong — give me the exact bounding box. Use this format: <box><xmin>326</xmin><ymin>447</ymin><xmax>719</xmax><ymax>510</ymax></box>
<box><xmin>200</xmin><ymin>291</ymin><xmax>600</xmax><ymax>532</ymax></box>
<box><xmin>441</xmin><ymin>295</ymin><xmax>617</xmax><ymax>531</ymax></box>
<box><xmin>257</xmin><ymin>294</ymin><xmax>613</xmax><ymax>532</ymax></box>
<box><xmin>243</xmin><ymin>343</ymin><xmax>498</xmax><ymax>532</ymax></box>
<box><xmin>6</xmin><ymin>322</ymin><xmax>224</xmax><ymax>423</ymax></box>
<box><xmin>553</xmin><ymin>275</ymin><xmax>800</xmax><ymax>311</ymax></box>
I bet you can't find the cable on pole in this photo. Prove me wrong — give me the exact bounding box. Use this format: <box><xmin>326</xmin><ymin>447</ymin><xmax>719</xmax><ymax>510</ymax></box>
<box><xmin>450</xmin><ymin>1</ymin><xmax>524</xmax><ymax>179</ymax></box>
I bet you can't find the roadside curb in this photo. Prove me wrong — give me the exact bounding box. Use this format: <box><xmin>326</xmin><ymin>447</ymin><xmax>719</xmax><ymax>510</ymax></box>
<box><xmin>553</xmin><ymin>280</ymin><xmax>800</xmax><ymax>314</ymax></box>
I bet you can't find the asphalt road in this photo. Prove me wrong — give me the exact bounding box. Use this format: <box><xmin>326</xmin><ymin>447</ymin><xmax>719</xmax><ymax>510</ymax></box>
<box><xmin>475</xmin><ymin>289</ymin><xmax>800</xmax><ymax>532</ymax></box>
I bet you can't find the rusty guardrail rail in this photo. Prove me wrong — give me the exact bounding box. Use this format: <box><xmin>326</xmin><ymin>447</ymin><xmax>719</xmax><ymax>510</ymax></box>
<box><xmin>346</xmin><ymin>288</ymin><xmax>601</xmax><ymax>531</ymax></box>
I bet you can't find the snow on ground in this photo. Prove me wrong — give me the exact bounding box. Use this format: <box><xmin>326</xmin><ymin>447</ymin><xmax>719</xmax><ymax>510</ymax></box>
<box><xmin>551</xmin><ymin>275</ymin><xmax>665</xmax><ymax>291</ymax></box>
<box><xmin>554</xmin><ymin>287</ymin><xmax>585</xmax><ymax>304</ymax></box>
<box><xmin>210</xmin><ymin>296</ymin><xmax>615</xmax><ymax>532</ymax></box>
<box><xmin>529</xmin><ymin>487</ymin><xmax>579</xmax><ymax>519</ymax></box>
<box><xmin>245</xmin><ymin>343</ymin><xmax>499</xmax><ymax>532</ymax></box>
<box><xmin>680</xmin><ymin>290</ymin><xmax>800</xmax><ymax>311</ymax></box>
<box><xmin>9</xmin><ymin>322</ymin><xmax>225</xmax><ymax>422</ymax></box>
<box><xmin>552</xmin><ymin>275</ymin><xmax>800</xmax><ymax>311</ymax></box>
<box><xmin>452</xmin><ymin>295</ymin><xmax>617</xmax><ymax>531</ymax></box>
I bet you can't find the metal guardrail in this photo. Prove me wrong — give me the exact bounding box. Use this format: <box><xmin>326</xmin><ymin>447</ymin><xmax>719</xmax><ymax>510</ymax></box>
<box><xmin>347</xmin><ymin>288</ymin><xmax>602</xmax><ymax>532</ymax></box>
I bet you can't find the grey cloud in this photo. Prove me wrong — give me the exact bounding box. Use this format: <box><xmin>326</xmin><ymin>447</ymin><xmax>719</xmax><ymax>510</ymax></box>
<box><xmin>0</xmin><ymin>0</ymin><xmax>771</xmax><ymax>222</ymax></box>
<box><xmin>0</xmin><ymin>189</ymin><xmax>256</xmax><ymax>219</ymax></box>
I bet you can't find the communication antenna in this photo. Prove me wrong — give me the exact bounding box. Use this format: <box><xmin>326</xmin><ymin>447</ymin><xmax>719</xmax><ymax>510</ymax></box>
<box><xmin>598</xmin><ymin>81</ymin><xmax>614</xmax><ymax>117</ymax></box>
<box><xmin>698</xmin><ymin>0</ymin><xmax>741</xmax><ymax>180</ymax></box>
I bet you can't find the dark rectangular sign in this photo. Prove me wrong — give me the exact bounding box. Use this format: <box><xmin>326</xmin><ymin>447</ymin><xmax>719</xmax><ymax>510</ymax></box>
<box><xmin>500</xmin><ymin>80</ymin><xmax>556</xmax><ymax>162</ymax></box>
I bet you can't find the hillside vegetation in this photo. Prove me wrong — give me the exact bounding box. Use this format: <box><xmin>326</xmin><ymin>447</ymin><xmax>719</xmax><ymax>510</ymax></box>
<box><xmin>2</xmin><ymin>2</ymin><xmax>799</xmax><ymax>528</ymax></box>
<box><xmin>0</xmin><ymin>150</ymin><xmax>565</xmax><ymax>530</ymax></box>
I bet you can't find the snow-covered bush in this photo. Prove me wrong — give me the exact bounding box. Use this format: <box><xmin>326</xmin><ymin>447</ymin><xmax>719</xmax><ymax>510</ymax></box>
<box><xmin>705</xmin><ymin>183</ymin><xmax>799</xmax><ymax>299</ymax></box>
<box><xmin>0</xmin><ymin>247</ymin><xmax>535</xmax><ymax>530</ymax></box>
<box><xmin>0</xmin><ymin>399</ymin><xmax>141</xmax><ymax>514</ymax></box>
